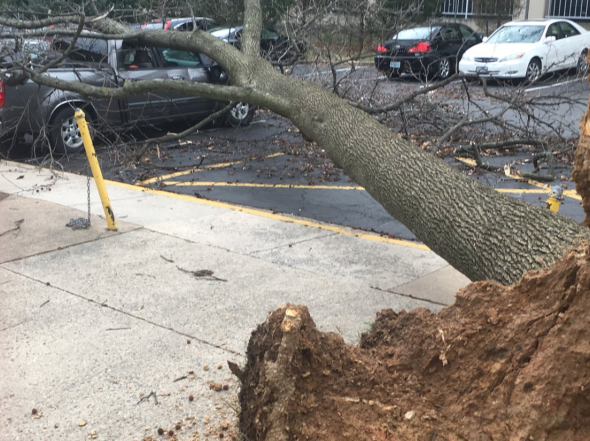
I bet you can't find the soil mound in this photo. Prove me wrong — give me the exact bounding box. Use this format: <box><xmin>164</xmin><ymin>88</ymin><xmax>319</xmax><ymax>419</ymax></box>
<box><xmin>236</xmin><ymin>246</ymin><xmax>590</xmax><ymax>441</ymax></box>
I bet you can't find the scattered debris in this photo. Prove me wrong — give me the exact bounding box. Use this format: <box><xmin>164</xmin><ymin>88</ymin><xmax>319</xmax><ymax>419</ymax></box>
<box><xmin>137</xmin><ymin>391</ymin><xmax>158</xmax><ymax>405</ymax></box>
<box><xmin>0</xmin><ymin>219</ymin><xmax>24</xmax><ymax>237</ymax></box>
<box><xmin>176</xmin><ymin>266</ymin><xmax>227</xmax><ymax>282</ymax></box>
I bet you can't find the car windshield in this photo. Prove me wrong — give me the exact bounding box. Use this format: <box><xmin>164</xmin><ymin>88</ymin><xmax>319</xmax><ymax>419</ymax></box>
<box><xmin>486</xmin><ymin>25</ymin><xmax>545</xmax><ymax>44</ymax></box>
<box><xmin>390</xmin><ymin>27</ymin><xmax>436</xmax><ymax>41</ymax></box>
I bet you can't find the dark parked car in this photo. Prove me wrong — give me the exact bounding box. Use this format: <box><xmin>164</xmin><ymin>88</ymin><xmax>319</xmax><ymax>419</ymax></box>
<box><xmin>375</xmin><ymin>23</ymin><xmax>482</xmax><ymax>80</ymax></box>
<box><xmin>209</xmin><ymin>26</ymin><xmax>304</xmax><ymax>62</ymax></box>
<box><xmin>0</xmin><ymin>34</ymin><xmax>254</xmax><ymax>154</ymax></box>
<box><xmin>141</xmin><ymin>17</ymin><xmax>219</xmax><ymax>31</ymax></box>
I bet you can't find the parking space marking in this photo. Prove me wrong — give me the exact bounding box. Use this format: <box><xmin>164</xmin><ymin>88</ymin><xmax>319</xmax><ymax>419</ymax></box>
<box><xmin>165</xmin><ymin>179</ymin><xmax>564</xmax><ymax>196</ymax></box>
<box><xmin>106</xmin><ymin>179</ymin><xmax>430</xmax><ymax>250</ymax></box>
<box><xmin>139</xmin><ymin>152</ymin><xmax>286</xmax><ymax>185</ymax></box>
<box><xmin>455</xmin><ymin>156</ymin><xmax>581</xmax><ymax>200</ymax></box>
<box><xmin>524</xmin><ymin>78</ymin><xmax>581</xmax><ymax>93</ymax></box>
<box><xmin>161</xmin><ymin>181</ymin><xmax>365</xmax><ymax>190</ymax></box>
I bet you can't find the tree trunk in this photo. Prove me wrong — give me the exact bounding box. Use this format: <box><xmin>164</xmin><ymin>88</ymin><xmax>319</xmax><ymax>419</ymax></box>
<box><xmin>573</xmin><ymin>52</ymin><xmax>590</xmax><ymax>227</ymax></box>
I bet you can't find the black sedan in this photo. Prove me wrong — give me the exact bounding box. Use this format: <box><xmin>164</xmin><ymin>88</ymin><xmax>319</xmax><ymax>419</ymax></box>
<box><xmin>375</xmin><ymin>23</ymin><xmax>482</xmax><ymax>80</ymax></box>
<box><xmin>209</xmin><ymin>26</ymin><xmax>304</xmax><ymax>62</ymax></box>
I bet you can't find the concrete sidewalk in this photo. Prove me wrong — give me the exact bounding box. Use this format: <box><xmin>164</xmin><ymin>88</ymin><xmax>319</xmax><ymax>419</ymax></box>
<box><xmin>0</xmin><ymin>160</ymin><xmax>470</xmax><ymax>441</ymax></box>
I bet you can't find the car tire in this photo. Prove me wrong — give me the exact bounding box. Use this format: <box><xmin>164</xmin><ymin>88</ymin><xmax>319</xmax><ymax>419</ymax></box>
<box><xmin>225</xmin><ymin>102</ymin><xmax>256</xmax><ymax>127</ymax></box>
<box><xmin>577</xmin><ymin>51</ymin><xmax>588</xmax><ymax>77</ymax></box>
<box><xmin>525</xmin><ymin>59</ymin><xmax>542</xmax><ymax>83</ymax></box>
<box><xmin>49</xmin><ymin>106</ymin><xmax>90</xmax><ymax>155</ymax></box>
<box><xmin>437</xmin><ymin>57</ymin><xmax>453</xmax><ymax>80</ymax></box>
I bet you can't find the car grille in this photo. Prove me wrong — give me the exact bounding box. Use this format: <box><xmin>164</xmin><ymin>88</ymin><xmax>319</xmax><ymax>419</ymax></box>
<box><xmin>474</xmin><ymin>57</ymin><xmax>498</xmax><ymax>63</ymax></box>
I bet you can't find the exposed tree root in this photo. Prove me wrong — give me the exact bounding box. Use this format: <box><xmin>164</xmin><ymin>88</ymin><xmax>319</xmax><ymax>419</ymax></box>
<box><xmin>237</xmin><ymin>245</ymin><xmax>590</xmax><ymax>441</ymax></box>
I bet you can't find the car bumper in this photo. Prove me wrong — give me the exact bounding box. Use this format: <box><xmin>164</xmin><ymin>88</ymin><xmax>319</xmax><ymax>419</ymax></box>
<box><xmin>375</xmin><ymin>55</ymin><xmax>440</xmax><ymax>74</ymax></box>
<box><xmin>458</xmin><ymin>59</ymin><xmax>528</xmax><ymax>78</ymax></box>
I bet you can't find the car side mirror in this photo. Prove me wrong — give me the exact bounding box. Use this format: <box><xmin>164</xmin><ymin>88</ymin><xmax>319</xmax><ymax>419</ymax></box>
<box><xmin>544</xmin><ymin>36</ymin><xmax>556</xmax><ymax>43</ymax></box>
<box><xmin>482</xmin><ymin>36</ymin><xmax>488</xmax><ymax>43</ymax></box>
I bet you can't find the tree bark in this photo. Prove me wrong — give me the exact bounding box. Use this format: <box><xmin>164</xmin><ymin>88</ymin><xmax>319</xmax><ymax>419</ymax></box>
<box><xmin>573</xmin><ymin>53</ymin><xmax>590</xmax><ymax>227</ymax></box>
<box><xmin>4</xmin><ymin>14</ymin><xmax>590</xmax><ymax>285</ymax></box>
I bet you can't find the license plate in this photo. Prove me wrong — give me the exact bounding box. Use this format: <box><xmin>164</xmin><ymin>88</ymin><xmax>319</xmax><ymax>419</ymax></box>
<box><xmin>476</xmin><ymin>66</ymin><xmax>489</xmax><ymax>74</ymax></box>
<box><xmin>390</xmin><ymin>61</ymin><xmax>401</xmax><ymax>69</ymax></box>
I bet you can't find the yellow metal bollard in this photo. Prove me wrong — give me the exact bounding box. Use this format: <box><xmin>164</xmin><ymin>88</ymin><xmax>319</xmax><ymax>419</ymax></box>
<box><xmin>75</xmin><ymin>109</ymin><xmax>117</xmax><ymax>231</ymax></box>
<box><xmin>545</xmin><ymin>185</ymin><xmax>564</xmax><ymax>213</ymax></box>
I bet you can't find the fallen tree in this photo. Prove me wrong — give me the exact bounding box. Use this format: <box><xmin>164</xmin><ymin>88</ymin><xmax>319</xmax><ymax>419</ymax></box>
<box><xmin>1</xmin><ymin>0</ymin><xmax>589</xmax><ymax>286</ymax></box>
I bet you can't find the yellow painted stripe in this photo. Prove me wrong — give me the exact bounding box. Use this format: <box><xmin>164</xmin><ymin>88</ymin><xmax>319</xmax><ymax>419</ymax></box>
<box><xmin>497</xmin><ymin>188</ymin><xmax>550</xmax><ymax>194</ymax></box>
<box><xmin>139</xmin><ymin>152</ymin><xmax>286</xmax><ymax>185</ymax></box>
<box><xmin>162</xmin><ymin>181</ymin><xmax>365</xmax><ymax>190</ymax></box>
<box><xmin>105</xmin><ymin>179</ymin><xmax>430</xmax><ymax>250</ymax></box>
<box><xmin>455</xmin><ymin>156</ymin><xmax>581</xmax><ymax>201</ymax></box>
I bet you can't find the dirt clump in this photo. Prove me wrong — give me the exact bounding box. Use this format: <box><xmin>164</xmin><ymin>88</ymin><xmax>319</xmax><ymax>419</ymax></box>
<box><xmin>237</xmin><ymin>245</ymin><xmax>590</xmax><ymax>441</ymax></box>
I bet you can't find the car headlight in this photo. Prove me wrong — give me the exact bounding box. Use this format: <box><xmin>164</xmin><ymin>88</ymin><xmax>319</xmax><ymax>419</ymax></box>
<box><xmin>462</xmin><ymin>53</ymin><xmax>473</xmax><ymax>61</ymax></box>
<box><xmin>498</xmin><ymin>53</ymin><xmax>524</xmax><ymax>62</ymax></box>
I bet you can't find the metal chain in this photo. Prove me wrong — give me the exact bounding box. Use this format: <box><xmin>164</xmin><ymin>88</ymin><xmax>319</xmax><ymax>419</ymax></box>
<box><xmin>66</xmin><ymin>164</ymin><xmax>91</xmax><ymax>230</ymax></box>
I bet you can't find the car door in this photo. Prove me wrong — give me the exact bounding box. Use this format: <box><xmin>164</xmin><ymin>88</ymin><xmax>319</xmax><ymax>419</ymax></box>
<box><xmin>115</xmin><ymin>42</ymin><xmax>185</xmax><ymax>123</ymax></box>
<box><xmin>543</xmin><ymin>23</ymin><xmax>563</xmax><ymax>72</ymax></box>
<box><xmin>159</xmin><ymin>48</ymin><xmax>216</xmax><ymax>117</ymax></box>
<box><xmin>458</xmin><ymin>24</ymin><xmax>481</xmax><ymax>58</ymax></box>
<box><xmin>436</xmin><ymin>25</ymin><xmax>463</xmax><ymax>67</ymax></box>
<box><xmin>557</xmin><ymin>21</ymin><xmax>583</xmax><ymax>68</ymax></box>
<box><xmin>51</xmin><ymin>37</ymin><xmax>123</xmax><ymax>126</ymax></box>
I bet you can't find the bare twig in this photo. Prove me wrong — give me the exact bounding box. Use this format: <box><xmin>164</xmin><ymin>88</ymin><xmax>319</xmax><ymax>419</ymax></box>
<box><xmin>137</xmin><ymin>391</ymin><xmax>158</xmax><ymax>405</ymax></box>
<box><xmin>132</xmin><ymin>102</ymin><xmax>236</xmax><ymax>163</ymax></box>
<box><xmin>176</xmin><ymin>266</ymin><xmax>227</xmax><ymax>282</ymax></box>
<box><xmin>0</xmin><ymin>219</ymin><xmax>24</xmax><ymax>237</ymax></box>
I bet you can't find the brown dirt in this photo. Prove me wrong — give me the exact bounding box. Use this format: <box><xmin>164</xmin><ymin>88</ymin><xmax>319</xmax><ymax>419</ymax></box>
<box><xmin>237</xmin><ymin>245</ymin><xmax>590</xmax><ymax>441</ymax></box>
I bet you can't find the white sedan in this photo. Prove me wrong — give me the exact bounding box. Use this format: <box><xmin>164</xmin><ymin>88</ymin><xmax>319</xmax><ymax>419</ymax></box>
<box><xmin>459</xmin><ymin>19</ymin><xmax>590</xmax><ymax>82</ymax></box>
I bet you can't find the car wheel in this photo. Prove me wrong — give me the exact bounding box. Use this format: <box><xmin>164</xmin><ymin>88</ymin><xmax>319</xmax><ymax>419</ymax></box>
<box><xmin>225</xmin><ymin>102</ymin><xmax>256</xmax><ymax>127</ymax></box>
<box><xmin>437</xmin><ymin>57</ymin><xmax>452</xmax><ymax>80</ymax></box>
<box><xmin>577</xmin><ymin>51</ymin><xmax>588</xmax><ymax>77</ymax></box>
<box><xmin>49</xmin><ymin>106</ymin><xmax>90</xmax><ymax>155</ymax></box>
<box><xmin>525</xmin><ymin>59</ymin><xmax>541</xmax><ymax>83</ymax></box>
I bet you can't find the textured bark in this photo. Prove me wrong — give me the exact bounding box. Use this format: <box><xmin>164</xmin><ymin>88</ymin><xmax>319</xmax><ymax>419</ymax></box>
<box><xmin>242</xmin><ymin>0</ymin><xmax>263</xmax><ymax>57</ymax></box>
<box><xmin>6</xmin><ymin>14</ymin><xmax>590</xmax><ymax>285</ymax></box>
<box><xmin>573</xmin><ymin>52</ymin><xmax>590</xmax><ymax>227</ymax></box>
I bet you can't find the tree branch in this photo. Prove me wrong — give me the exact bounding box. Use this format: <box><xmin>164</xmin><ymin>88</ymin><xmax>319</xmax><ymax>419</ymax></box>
<box><xmin>352</xmin><ymin>73</ymin><xmax>465</xmax><ymax>114</ymax></box>
<box><xmin>242</xmin><ymin>0</ymin><xmax>263</xmax><ymax>57</ymax></box>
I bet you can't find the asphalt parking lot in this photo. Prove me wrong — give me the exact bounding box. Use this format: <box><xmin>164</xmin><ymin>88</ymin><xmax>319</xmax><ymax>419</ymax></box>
<box><xmin>5</xmin><ymin>65</ymin><xmax>588</xmax><ymax>243</ymax></box>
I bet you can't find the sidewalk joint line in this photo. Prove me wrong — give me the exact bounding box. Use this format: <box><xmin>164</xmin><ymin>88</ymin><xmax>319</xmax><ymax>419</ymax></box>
<box><xmin>0</xmin><ymin>227</ymin><xmax>142</xmax><ymax>265</ymax></box>
<box><xmin>1</xmin><ymin>267</ymin><xmax>244</xmax><ymax>357</ymax></box>
<box><xmin>249</xmin><ymin>232</ymin><xmax>338</xmax><ymax>255</ymax></box>
<box><xmin>370</xmin><ymin>285</ymin><xmax>449</xmax><ymax>307</ymax></box>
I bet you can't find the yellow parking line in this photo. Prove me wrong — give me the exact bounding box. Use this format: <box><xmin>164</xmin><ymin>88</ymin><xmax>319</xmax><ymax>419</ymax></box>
<box><xmin>162</xmin><ymin>181</ymin><xmax>365</xmax><ymax>190</ymax></box>
<box><xmin>105</xmin><ymin>179</ymin><xmax>430</xmax><ymax>250</ymax></box>
<box><xmin>139</xmin><ymin>152</ymin><xmax>286</xmax><ymax>185</ymax></box>
<box><xmin>455</xmin><ymin>156</ymin><xmax>581</xmax><ymax>201</ymax></box>
<box><xmin>497</xmin><ymin>188</ymin><xmax>552</xmax><ymax>194</ymax></box>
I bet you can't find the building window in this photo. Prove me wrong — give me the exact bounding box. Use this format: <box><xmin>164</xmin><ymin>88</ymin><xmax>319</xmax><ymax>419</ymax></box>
<box><xmin>441</xmin><ymin>0</ymin><xmax>515</xmax><ymax>17</ymax></box>
<box><xmin>547</xmin><ymin>0</ymin><xmax>590</xmax><ymax>18</ymax></box>
<box><xmin>442</xmin><ymin>0</ymin><xmax>473</xmax><ymax>16</ymax></box>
